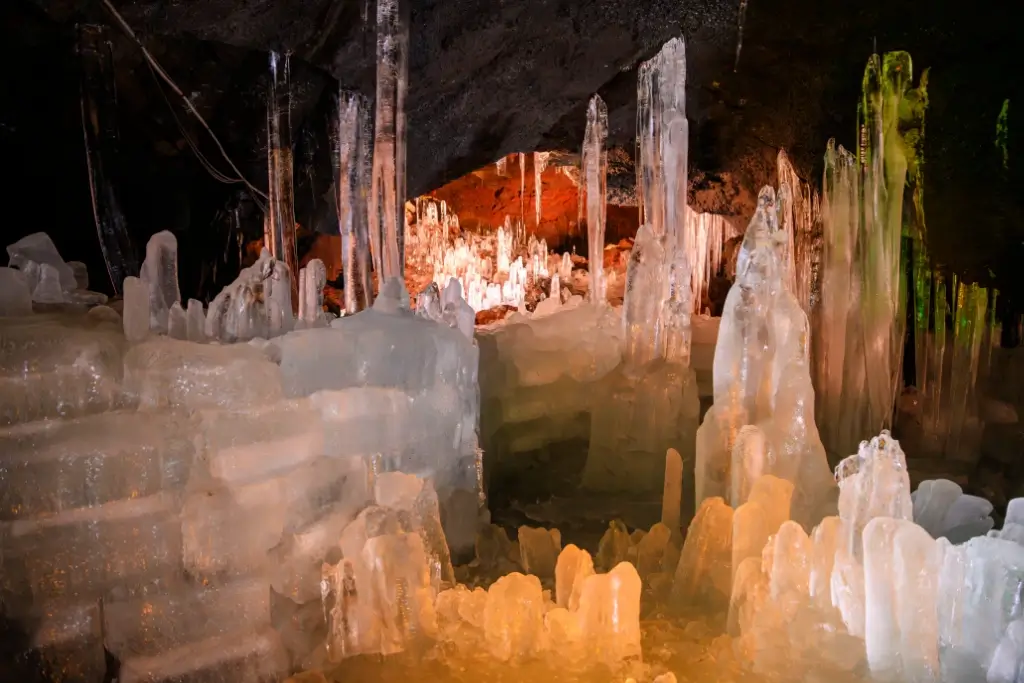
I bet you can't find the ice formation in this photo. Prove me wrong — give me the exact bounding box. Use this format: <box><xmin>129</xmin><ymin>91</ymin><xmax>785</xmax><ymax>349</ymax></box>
<box><xmin>5</xmin><ymin>232</ymin><xmax>110</xmax><ymax>307</ymax></box>
<box><xmin>581</xmin><ymin>95</ymin><xmax>608</xmax><ymax>304</ymax></box>
<box><xmin>695</xmin><ymin>185</ymin><xmax>837</xmax><ymax>529</ymax></box>
<box><xmin>368</xmin><ymin>0</ymin><xmax>409</xmax><ymax>281</ymax></box>
<box><xmin>406</xmin><ymin>197</ymin><xmax>564</xmax><ymax>313</ymax></box>
<box><xmin>814</xmin><ymin>52</ymin><xmax>927</xmax><ymax>458</ymax></box>
<box><xmin>139</xmin><ymin>230</ymin><xmax>181</xmax><ymax>334</ymax></box>
<box><xmin>1</xmin><ymin>222</ymin><xmax>486</xmax><ymax>680</ymax></box>
<box><xmin>266</xmin><ymin>51</ymin><xmax>300</xmax><ymax>308</ymax></box>
<box><xmin>334</xmin><ymin>89</ymin><xmax>373</xmax><ymax>313</ymax></box>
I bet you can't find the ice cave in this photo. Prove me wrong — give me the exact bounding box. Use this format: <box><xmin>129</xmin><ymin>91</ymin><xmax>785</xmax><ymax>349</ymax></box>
<box><xmin>1</xmin><ymin>0</ymin><xmax>1022</xmax><ymax>682</ymax></box>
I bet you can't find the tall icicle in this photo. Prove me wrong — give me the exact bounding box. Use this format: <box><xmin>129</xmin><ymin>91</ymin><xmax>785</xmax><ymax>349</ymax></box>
<box><xmin>581</xmin><ymin>95</ymin><xmax>608</xmax><ymax>304</ymax></box>
<box><xmin>534</xmin><ymin>151</ymin><xmax>550</xmax><ymax>230</ymax></box>
<box><xmin>267</xmin><ymin>51</ymin><xmax>299</xmax><ymax>310</ymax></box>
<box><xmin>369</xmin><ymin>0</ymin><xmax>409</xmax><ymax>282</ymax></box>
<box><xmin>334</xmin><ymin>90</ymin><xmax>374</xmax><ymax>312</ymax></box>
<box><xmin>519</xmin><ymin>152</ymin><xmax>526</xmax><ymax>227</ymax></box>
<box><xmin>78</xmin><ymin>24</ymin><xmax>137</xmax><ymax>292</ymax></box>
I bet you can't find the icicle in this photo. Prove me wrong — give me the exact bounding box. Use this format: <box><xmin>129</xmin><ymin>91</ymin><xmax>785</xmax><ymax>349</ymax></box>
<box><xmin>519</xmin><ymin>152</ymin><xmax>526</xmax><ymax>227</ymax></box>
<box><xmin>581</xmin><ymin>95</ymin><xmax>609</xmax><ymax>304</ymax></box>
<box><xmin>267</xmin><ymin>51</ymin><xmax>299</xmax><ymax>311</ymax></box>
<box><xmin>78</xmin><ymin>24</ymin><xmax>138</xmax><ymax>291</ymax></box>
<box><xmin>335</xmin><ymin>90</ymin><xmax>374</xmax><ymax>312</ymax></box>
<box><xmin>734</xmin><ymin>0</ymin><xmax>749</xmax><ymax>72</ymax></box>
<box><xmin>369</xmin><ymin>0</ymin><xmax>409</xmax><ymax>282</ymax></box>
<box><xmin>534</xmin><ymin>151</ymin><xmax>550</xmax><ymax>230</ymax></box>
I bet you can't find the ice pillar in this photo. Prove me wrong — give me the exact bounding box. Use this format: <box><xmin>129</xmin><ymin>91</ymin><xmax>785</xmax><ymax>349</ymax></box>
<box><xmin>581</xmin><ymin>95</ymin><xmax>608</xmax><ymax>304</ymax></box>
<box><xmin>534</xmin><ymin>151</ymin><xmax>549</xmax><ymax>230</ymax></box>
<box><xmin>77</xmin><ymin>24</ymin><xmax>137</xmax><ymax>292</ymax></box>
<box><xmin>368</xmin><ymin>0</ymin><xmax>409</xmax><ymax>282</ymax></box>
<box><xmin>266</xmin><ymin>51</ymin><xmax>299</xmax><ymax>311</ymax></box>
<box><xmin>335</xmin><ymin>90</ymin><xmax>374</xmax><ymax>312</ymax></box>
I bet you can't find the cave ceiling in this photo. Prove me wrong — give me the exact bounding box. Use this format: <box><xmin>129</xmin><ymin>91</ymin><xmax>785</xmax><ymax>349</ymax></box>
<box><xmin>3</xmin><ymin>0</ymin><xmax>1022</xmax><ymax>302</ymax></box>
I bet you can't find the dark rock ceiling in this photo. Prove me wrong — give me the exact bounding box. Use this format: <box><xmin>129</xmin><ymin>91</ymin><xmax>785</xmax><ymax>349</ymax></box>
<box><xmin>2</xmin><ymin>0</ymin><xmax>1021</xmax><ymax>308</ymax></box>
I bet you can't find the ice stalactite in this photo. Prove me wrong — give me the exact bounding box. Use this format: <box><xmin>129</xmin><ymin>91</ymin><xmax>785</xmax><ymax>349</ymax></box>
<box><xmin>581</xmin><ymin>95</ymin><xmax>608</xmax><ymax>304</ymax></box>
<box><xmin>519</xmin><ymin>152</ymin><xmax>526</xmax><ymax>227</ymax></box>
<box><xmin>78</xmin><ymin>24</ymin><xmax>138</xmax><ymax>292</ymax></box>
<box><xmin>534</xmin><ymin>151</ymin><xmax>550</xmax><ymax>230</ymax></box>
<box><xmin>734</xmin><ymin>0</ymin><xmax>749</xmax><ymax>72</ymax></box>
<box><xmin>814</xmin><ymin>52</ymin><xmax>921</xmax><ymax>459</ymax></box>
<box><xmin>334</xmin><ymin>90</ymin><xmax>374</xmax><ymax>312</ymax></box>
<box><xmin>266</xmin><ymin>51</ymin><xmax>299</xmax><ymax>311</ymax></box>
<box><xmin>369</xmin><ymin>0</ymin><xmax>409</xmax><ymax>282</ymax></box>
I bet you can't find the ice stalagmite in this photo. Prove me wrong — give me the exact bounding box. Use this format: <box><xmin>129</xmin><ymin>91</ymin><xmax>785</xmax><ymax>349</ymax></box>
<box><xmin>139</xmin><ymin>231</ymin><xmax>180</xmax><ymax>335</ymax></box>
<box><xmin>581</xmin><ymin>95</ymin><xmax>608</xmax><ymax>304</ymax></box>
<box><xmin>335</xmin><ymin>91</ymin><xmax>374</xmax><ymax>312</ymax></box>
<box><xmin>695</xmin><ymin>187</ymin><xmax>835</xmax><ymax>528</ymax></box>
<box><xmin>266</xmin><ymin>51</ymin><xmax>299</xmax><ymax>312</ymax></box>
<box><xmin>369</xmin><ymin>0</ymin><xmax>409</xmax><ymax>281</ymax></box>
<box><xmin>78</xmin><ymin>24</ymin><xmax>137</xmax><ymax>292</ymax></box>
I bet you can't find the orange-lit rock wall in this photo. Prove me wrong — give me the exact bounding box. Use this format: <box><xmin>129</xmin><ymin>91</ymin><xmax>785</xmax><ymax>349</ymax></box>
<box><xmin>428</xmin><ymin>154</ymin><xmax>639</xmax><ymax>250</ymax></box>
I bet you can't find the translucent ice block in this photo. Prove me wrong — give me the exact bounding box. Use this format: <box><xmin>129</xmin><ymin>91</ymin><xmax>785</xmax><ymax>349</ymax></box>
<box><xmin>2</xmin><ymin>492</ymin><xmax>182</xmax><ymax>602</ymax></box>
<box><xmin>124</xmin><ymin>338</ymin><xmax>284</xmax><ymax>411</ymax></box>
<box><xmin>0</xmin><ymin>314</ymin><xmax>127</xmax><ymax>425</ymax></box>
<box><xmin>197</xmin><ymin>398</ymin><xmax>325</xmax><ymax>485</ymax></box>
<box><xmin>182</xmin><ymin>456</ymin><xmax>368</xmax><ymax>581</ymax></box>
<box><xmin>103</xmin><ymin>577</ymin><xmax>271</xmax><ymax>657</ymax></box>
<box><xmin>118</xmin><ymin>627</ymin><xmax>288</xmax><ymax>683</ymax></box>
<box><xmin>0</xmin><ymin>410</ymin><xmax>194</xmax><ymax>520</ymax></box>
<box><xmin>0</xmin><ymin>267</ymin><xmax>33</xmax><ymax>316</ymax></box>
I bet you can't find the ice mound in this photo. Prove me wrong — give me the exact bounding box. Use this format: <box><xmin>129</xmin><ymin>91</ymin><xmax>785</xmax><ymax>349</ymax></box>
<box><xmin>322</xmin><ymin>473</ymin><xmax>453</xmax><ymax>660</ymax></box>
<box><xmin>205</xmin><ymin>247</ymin><xmax>294</xmax><ymax>343</ymax></box>
<box><xmin>913</xmin><ymin>478</ymin><xmax>995</xmax><ymax>543</ymax></box>
<box><xmin>6</xmin><ymin>232</ymin><xmax>109</xmax><ymax>306</ymax></box>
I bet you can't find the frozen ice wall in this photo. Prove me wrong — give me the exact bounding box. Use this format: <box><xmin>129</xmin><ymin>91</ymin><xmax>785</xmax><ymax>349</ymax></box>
<box><xmin>1</xmin><ymin>258</ymin><xmax>482</xmax><ymax>681</ymax></box>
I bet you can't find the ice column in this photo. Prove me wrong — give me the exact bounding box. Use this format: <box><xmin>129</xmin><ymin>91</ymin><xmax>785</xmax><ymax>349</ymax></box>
<box><xmin>581</xmin><ymin>95</ymin><xmax>608</xmax><ymax>304</ymax></box>
<box><xmin>78</xmin><ymin>24</ymin><xmax>137</xmax><ymax>292</ymax></box>
<box><xmin>334</xmin><ymin>90</ymin><xmax>374</xmax><ymax>311</ymax></box>
<box><xmin>368</xmin><ymin>0</ymin><xmax>409</xmax><ymax>281</ymax></box>
<box><xmin>519</xmin><ymin>152</ymin><xmax>526</xmax><ymax>225</ymax></box>
<box><xmin>534</xmin><ymin>151</ymin><xmax>550</xmax><ymax>229</ymax></box>
<box><xmin>266</xmin><ymin>51</ymin><xmax>299</xmax><ymax>311</ymax></box>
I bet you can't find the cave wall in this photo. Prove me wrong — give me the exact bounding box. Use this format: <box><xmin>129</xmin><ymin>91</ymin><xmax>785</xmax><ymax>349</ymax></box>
<box><xmin>2</xmin><ymin>0</ymin><xmax>1020</xmax><ymax>309</ymax></box>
